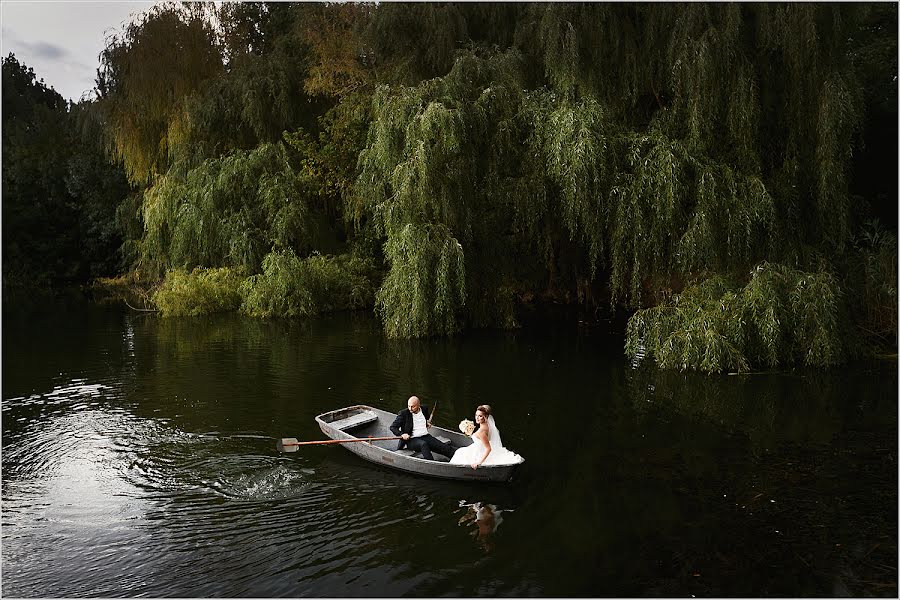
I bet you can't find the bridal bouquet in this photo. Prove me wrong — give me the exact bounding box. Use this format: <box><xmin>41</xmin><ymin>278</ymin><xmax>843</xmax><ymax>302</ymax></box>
<box><xmin>458</xmin><ymin>419</ymin><xmax>475</xmax><ymax>436</ymax></box>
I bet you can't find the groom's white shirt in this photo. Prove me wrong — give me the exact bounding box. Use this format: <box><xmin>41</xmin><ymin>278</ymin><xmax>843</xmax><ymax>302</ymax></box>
<box><xmin>411</xmin><ymin>409</ymin><xmax>427</xmax><ymax>437</ymax></box>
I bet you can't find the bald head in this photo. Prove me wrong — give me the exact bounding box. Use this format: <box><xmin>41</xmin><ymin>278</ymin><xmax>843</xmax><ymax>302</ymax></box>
<box><xmin>407</xmin><ymin>396</ymin><xmax>421</xmax><ymax>413</ymax></box>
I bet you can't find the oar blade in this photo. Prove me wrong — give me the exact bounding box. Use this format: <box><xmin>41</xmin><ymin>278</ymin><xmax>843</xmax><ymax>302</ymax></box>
<box><xmin>277</xmin><ymin>438</ymin><xmax>299</xmax><ymax>453</ymax></box>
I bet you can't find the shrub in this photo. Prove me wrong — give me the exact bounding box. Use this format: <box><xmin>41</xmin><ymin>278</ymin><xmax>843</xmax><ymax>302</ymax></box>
<box><xmin>240</xmin><ymin>249</ymin><xmax>376</xmax><ymax>318</ymax></box>
<box><xmin>625</xmin><ymin>262</ymin><xmax>844</xmax><ymax>373</ymax></box>
<box><xmin>151</xmin><ymin>267</ymin><xmax>245</xmax><ymax>317</ymax></box>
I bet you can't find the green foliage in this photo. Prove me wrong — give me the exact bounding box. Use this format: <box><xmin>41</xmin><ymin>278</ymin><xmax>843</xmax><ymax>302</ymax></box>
<box><xmin>77</xmin><ymin>2</ymin><xmax>895</xmax><ymax>363</ymax></box>
<box><xmin>176</xmin><ymin>30</ymin><xmax>319</xmax><ymax>165</ymax></box>
<box><xmin>139</xmin><ymin>142</ymin><xmax>309</xmax><ymax>276</ymax></box>
<box><xmin>151</xmin><ymin>266</ymin><xmax>244</xmax><ymax>317</ymax></box>
<box><xmin>358</xmin><ymin>44</ymin><xmax>781</xmax><ymax>335</ymax></box>
<box><xmin>301</xmin><ymin>3</ymin><xmax>375</xmax><ymax>98</ymax></box>
<box><xmin>526</xmin><ymin>93</ymin><xmax>610</xmax><ymax>274</ymax></box>
<box><xmin>526</xmin><ymin>4</ymin><xmax>865</xmax><ymax>255</ymax></box>
<box><xmin>240</xmin><ymin>249</ymin><xmax>375</xmax><ymax>318</ymax></box>
<box><xmin>375</xmin><ymin>223</ymin><xmax>466</xmax><ymax>338</ymax></box>
<box><xmin>2</xmin><ymin>54</ymin><xmax>74</xmax><ymax>289</ymax></box>
<box><xmin>283</xmin><ymin>94</ymin><xmax>372</xmax><ymax>216</ymax></box>
<box><xmin>2</xmin><ymin>54</ymin><xmax>129</xmax><ymax>291</ymax></box>
<box><xmin>625</xmin><ymin>263</ymin><xmax>845</xmax><ymax>373</ymax></box>
<box><xmin>362</xmin><ymin>3</ymin><xmax>468</xmax><ymax>83</ymax></box>
<box><xmin>217</xmin><ymin>2</ymin><xmax>296</xmax><ymax>61</ymax></box>
<box><xmin>843</xmin><ymin>221</ymin><xmax>898</xmax><ymax>349</ymax></box>
<box><xmin>97</xmin><ymin>3</ymin><xmax>222</xmax><ymax>185</ymax></box>
<box><xmin>350</xmin><ymin>3</ymin><xmax>883</xmax><ymax>344</ymax></box>
<box><xmin>65</xmin><ymin>100</ymin><xmax>131</xmax><ymax>278</ymax></box>
<box><xmin>526</xmin><ymin>103</ymin><xmax>776</xmax><ymax>306</ymax></box>
<box><xmin>356</xmin><ymin>49</ymin><xmax>526</xmax><ymax>336</ymax></box>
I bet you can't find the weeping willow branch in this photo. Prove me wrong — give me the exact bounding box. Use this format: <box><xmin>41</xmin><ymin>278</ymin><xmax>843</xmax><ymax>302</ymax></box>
<box><xmin>140</xmin><ymin>142</ymin><xmax>309</xmax><ymax>276</ymax></box>
<box><xmin>376</xmin><ymin>223</ymin><xmax>466</xmax><ymax>338</ymax></box>
<box><xmin>625</xmin><ymin>263</ymin><xmax>845</xmax><ymax>373</ymax></box>
<box><xmin>356</xmin><ymin>50</ymin><xmax>525</xmax><ymax>337</ymax></box>
<box><xmin>97</xmin><ymin>3</ymin><xmax>222</xmax><ymax>185</ymax></box>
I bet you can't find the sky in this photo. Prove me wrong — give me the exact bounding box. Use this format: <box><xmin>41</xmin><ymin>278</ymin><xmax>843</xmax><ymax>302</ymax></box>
<box><xmin>2</xmin><ymin>1</ymin><xmax>157</xmax><ymax>102</ymax></box>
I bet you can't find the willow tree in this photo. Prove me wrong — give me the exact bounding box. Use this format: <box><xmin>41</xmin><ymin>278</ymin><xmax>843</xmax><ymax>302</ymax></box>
<box><xmin>522</xmin><ymin>3</ymin><xmax>866</xmax><ymax>298</ymax></box>
<box><xmin>353</xmin><ymin>3</ymin><xmax>878</xmax><ymax>359</ymax></box>
<box><xmin>301</xmin><ymin>2</ymin><xmax>375</xmax><ymax>99</ymax></box>
<box><xmin>92</xmin><ymin>2</ymin><xmax>892</xmax><ymax>367</ymax></box>
<box><xmin>100</xmin><ymin>2</ymin><xmax>350</xmax><ymax>283</ymax></box>
<box><xmin>361</xmin><ymin>3</ymin><xmax>470</xmax><ymax>85</ymax></box>
<box><xmin>355</xmin><ymin>50</ymin><xmax>534</xmax><ymax>337</ymax></box>
<box><xmin>97</xmin><ymin>2</ymin><xmax>222</xmax><ymax>185</ymax></box>
<box><xmin>139</xmin><ymin>142</ymin><xmax>310</xmax><ymax>276</ymax></box>
<box><xmin>624</xmin><ymin>263</ymin><xmax>844</xmax><ymax>373</ymax></box>
<box><xmin>175</xmin><ymin>3</ymin><xmax>331</xmax><ymax>168</ymax></box>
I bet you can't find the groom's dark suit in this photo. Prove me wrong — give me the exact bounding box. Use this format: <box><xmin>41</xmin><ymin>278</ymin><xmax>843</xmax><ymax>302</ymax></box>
<box><xmin>389</xmin><ymin>405</ymin><xmax>455</xmax><ymax>461</ymax></box>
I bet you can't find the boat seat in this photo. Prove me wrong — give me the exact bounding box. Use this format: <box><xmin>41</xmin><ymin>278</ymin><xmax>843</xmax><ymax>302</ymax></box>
<box><xmin>330</xmin><ymin>410</ymin><xmax>378</xmax><ymax>431</ymax></box>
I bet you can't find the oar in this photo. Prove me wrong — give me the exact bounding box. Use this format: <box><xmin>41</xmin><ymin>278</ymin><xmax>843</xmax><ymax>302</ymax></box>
<box><xmin>276</xmin><ymin>436</ymin><xmax>402</xmax><ymax>453</ymax></box>
<box><xmin>427</xmin><ymin>399</ymin><xmax>438</xmax><ymax>427</ymax></box>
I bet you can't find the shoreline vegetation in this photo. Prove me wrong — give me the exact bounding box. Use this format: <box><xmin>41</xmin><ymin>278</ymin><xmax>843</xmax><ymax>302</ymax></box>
<box><xmin>4</xmin><ymin>3</ymin><xmax>897</xmax><ymax>372</ymax></box>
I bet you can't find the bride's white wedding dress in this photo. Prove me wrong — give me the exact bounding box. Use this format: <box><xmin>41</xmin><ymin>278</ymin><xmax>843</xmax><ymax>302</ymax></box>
<box><xmin>450</xmin><ymin>415</ymin><xmax>523</xmax><ymax>466</ymax></box>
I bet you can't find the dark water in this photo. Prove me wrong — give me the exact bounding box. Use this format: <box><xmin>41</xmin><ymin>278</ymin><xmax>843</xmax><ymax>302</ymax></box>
<box><xmin>2</xmin><ymin>298</ymin><xmax>897</xmax><ymax>597</ymax></box>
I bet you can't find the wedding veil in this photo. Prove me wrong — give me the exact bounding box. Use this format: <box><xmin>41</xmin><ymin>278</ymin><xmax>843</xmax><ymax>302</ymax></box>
<box><xmin>487</xmin><ymin>415</ymin><xmax>503</xmax><ymax>450</ymax></box>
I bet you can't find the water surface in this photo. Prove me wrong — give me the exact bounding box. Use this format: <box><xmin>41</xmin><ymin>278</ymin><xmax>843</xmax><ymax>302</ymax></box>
<box><xmin>2</xmin><ymin>298</ymin><xmax>896</xmax><ymax>596</ymax></box>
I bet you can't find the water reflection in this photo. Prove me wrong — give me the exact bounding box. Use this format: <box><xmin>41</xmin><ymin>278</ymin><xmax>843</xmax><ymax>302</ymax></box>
<box><xmin>624</xmin><ymin>362</ymin><xmax>897</xmax><ymax>453</ymax></box>
<box><xmin>457</xmin><ymin>500</ymin><xmax>512</xmax><ymax>553</ymax></box>
<box><xmin>2</xmin><ymin>299</ymin><xmax>895</xmax><ymax>597</ymax></box>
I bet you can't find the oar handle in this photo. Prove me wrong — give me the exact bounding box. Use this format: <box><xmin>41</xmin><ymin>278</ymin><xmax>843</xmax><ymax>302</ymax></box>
<box><xmin>427</xmin><ymin>400</ymin><xmax>438</xmax><ymax>427</ymax></box>
<box><xmin>281</xmin><ymin>436</ymin><xmax>402</xmax><ymax>447</ymax></box>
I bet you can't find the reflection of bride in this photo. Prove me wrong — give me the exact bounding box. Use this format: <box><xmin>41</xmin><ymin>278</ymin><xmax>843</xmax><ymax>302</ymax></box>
<box><xmin>457</xmin><ymin>500</ymin><xmax>513</xmax><ymax>553</ymax></box>
<box><xmin>450</xmin><ymin>405</ymin><xmax>522</xmax><ymax>468</ymax></box>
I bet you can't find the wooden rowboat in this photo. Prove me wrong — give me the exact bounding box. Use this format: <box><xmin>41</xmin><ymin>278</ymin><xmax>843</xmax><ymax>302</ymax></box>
<box><xmin>314</xmin><ymin>405</ymin><xmax>524</xmax><ymax>483</ymax></box>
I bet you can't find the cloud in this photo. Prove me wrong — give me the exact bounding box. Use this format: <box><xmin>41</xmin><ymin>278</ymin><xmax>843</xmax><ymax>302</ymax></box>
<box><xmin>1</xmin><ymin>31</ymin><xmax>95</xmax><ymax>97</ymax></box>
<box><xmin>1</xmin><ymin>1</ymin><xmax>156</xmax><ymax>100</ymax></box>
<box><xmin>27</xmin><ymin>40</ymin><xmax>67</xmax><ymax>61</ymax></box>
<box><xmin>3</xmin><ymin>35</ymin><xmax>88</xmax><ymax>69</ymax></box>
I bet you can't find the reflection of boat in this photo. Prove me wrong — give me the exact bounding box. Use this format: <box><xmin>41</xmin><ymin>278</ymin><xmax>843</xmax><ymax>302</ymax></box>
<box><xmin>315</xmin><ymin>405</ymin><xmax>524</xmax><ymax>483</ymax></box>
<box><xmin>315</xmin><ymin>453</ymin><xmax>524</xmax><ymax>508</ymax></box>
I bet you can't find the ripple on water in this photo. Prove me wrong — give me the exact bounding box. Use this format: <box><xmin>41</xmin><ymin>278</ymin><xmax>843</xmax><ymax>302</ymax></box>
<box><xmin>212</xmin><ymin>464</ymin><xmax>318</xmax><ymax>501</ymax></box>
<box><xmin>118</xmin><ymin>429</ymin><xmax>328</xmax><ymax>505</ymax></box>
<box><xmin>5</xmin><ymin>376</ymin><xmax>459</xmax><ymax>597</ymax></box>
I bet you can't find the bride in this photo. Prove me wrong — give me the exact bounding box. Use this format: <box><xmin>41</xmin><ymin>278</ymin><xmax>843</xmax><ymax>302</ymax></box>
<box><xmin>450</xmin><ymin>405</ymin><xmax>522</xmax><ymax>469</ymax></box>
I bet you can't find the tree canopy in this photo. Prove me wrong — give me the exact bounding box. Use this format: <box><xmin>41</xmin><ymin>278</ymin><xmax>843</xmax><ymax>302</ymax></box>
<box><xmin>4</xmin><ymin>3</ymin><xmax>896</xmax><ymax>371</ymax></box>
<box><xmin>2</xmin><ymin>53</ymin><xmax>128</xmax><ymax>294</ymax></box>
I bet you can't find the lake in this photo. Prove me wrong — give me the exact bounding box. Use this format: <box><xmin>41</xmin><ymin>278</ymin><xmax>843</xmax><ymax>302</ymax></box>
<box><xmin>2</xmin><ymin>297</ymin><xmax>896</xmax><ymax>596</ymax></box>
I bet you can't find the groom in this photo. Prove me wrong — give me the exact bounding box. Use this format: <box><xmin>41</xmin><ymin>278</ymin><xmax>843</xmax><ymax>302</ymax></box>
<box><xmin>389</xmin><ymin>395</ymin><xmax>455</xmax><ymax>461</ymax></box>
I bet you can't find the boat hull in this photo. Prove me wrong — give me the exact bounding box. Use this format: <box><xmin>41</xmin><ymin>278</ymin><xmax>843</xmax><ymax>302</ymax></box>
<box><xmin>315</xmin><ymin>405</ymin><xmax>522</xmax><ymax>483</ymax></box>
